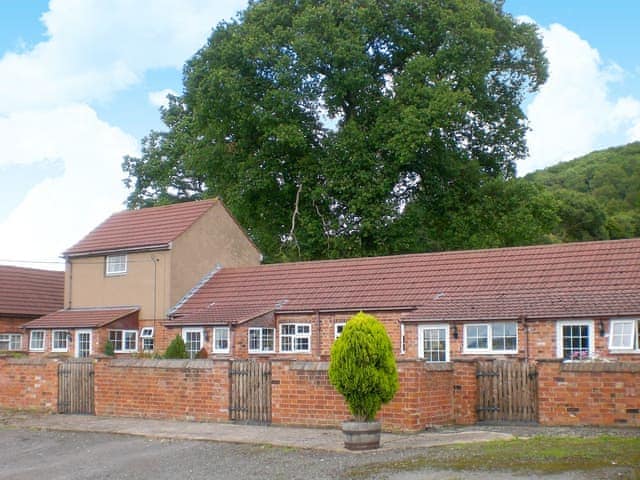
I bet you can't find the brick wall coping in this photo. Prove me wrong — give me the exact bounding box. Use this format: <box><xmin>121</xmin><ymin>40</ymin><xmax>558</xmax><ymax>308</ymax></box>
<box><xmin>290</xmin><ymin>361</ymin><xmax>329</xmax><ymax>371</ymax></box>
<box><xmin>561</xmin><ymin>361</ymin><xmax>640</xmax><ymax>373</ymax></box>
<box><xmin>287</xmin><ymin>360</ymin><xmax>454</xmax><ymax>372</ymax></box>
<box><xmin>105</xmin><ymin>358</ymin><xmax>222</xmax><ymax>369</ymax></box>
<box><xmin>4</xmin><ymin>357</ymin><xmax>59</xmax><ymax>365</ymax></box>
<box><xmin>422</xmin><ymin>362</ymin><xmax>453</xmax><ymax>371</ymax></box>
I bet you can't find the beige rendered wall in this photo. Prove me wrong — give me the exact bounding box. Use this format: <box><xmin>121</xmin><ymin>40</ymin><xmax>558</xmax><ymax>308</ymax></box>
<box><xmin>169</xmin><ymin>202</ymin><xmax>261</xmax><ymax>308</ymax></box>
<box><xmin>66</xmin><ymin>250</ymin><xmax>171</xmax><ymax>320</ymax></box>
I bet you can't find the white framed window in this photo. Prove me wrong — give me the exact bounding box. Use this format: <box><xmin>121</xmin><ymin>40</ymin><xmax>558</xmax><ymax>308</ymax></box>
<box><xmin>334</xmin><ymin>323</ymin><xmax>345</xmax><ymax>339</ymax></box>
<box><xmin>109</xmin><ymin>330</ymin><xmax>138</xmax><ymax>353</ymax></box>
<box><xmin>52</xmin><ymin>330</ymin><xmax>69</xmax><ymax>352</ymax></box>
<box><xmin>609</xmin><ymin>319</ymin><xmax>639</xmax><ymax>352</ymax></box>
<box><xmin>213</xmin><ymin>327</ymin><xmax>230</xmax><ymax>354</ymax></box>
<box><xmin>464</xmin><ymin>322</ymin><xmax>517</xmax><ymax>354</ymax></box>
<box><xmin>182</xmin><ymin>328</ymin><xmax>204</xmax><ymax>359</ymax></box>
<box><xmin>400</xmin><ymin>323</ymin><xmax>406</xmax><ymax>355</ymax></box>
<box><xmin>280</xmin><ymin>323</ymin><xmax>311</xmax><ymax>353</ymax></box>
<box><xmin>140</xmin><ymin>327</ymin><xmax>154</xmax><ymax>352</ymax></box>
<box><xmin>557</xmin><ymin>320</ymin><xmax>594</xmax><ymax>360</ymax></box>
<box><xmin>0</xmin><ymin>334</ymin><xmax>22</xmax><ymax>351</ymax></box>
<box><xmin>248</xmin><ymin>328</ymin><xmax>275</xmax><ymax>353</ymax></box>
<box><xmin>419</xmin><ymin>325</ymin><xmax>449</xmax><ymax>362</ymax></box>
<box><xmin>29</xmin><ymin>330</ymin><xmax>45</xmax><ymax>351</ymax></box>
<box><xmin>75</xmin><ymin>330</ymin><xmax>92</xmax><ymax>358</ymax></box>
<box><xmin>105</xmin><ymin>254</ymin><xmax>127</xmax><ymax>276</ymax></box>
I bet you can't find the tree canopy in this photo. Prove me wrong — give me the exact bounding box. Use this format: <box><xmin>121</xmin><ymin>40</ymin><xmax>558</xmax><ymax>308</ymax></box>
<box><xmin>124</xmin><ymin>0</ymin><xmax>549</xmax><ymax>261</ymax></box>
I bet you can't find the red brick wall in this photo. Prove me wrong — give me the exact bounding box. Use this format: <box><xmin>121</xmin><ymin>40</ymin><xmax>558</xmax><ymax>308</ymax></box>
<box><xmin>0</xmin><ymin>357</ymin><xmax>58</xmax><ymax>411</ymax></box>
<box><xmin>451</xmin><ymin>360</ymin><xmax>478</xmax><ymax>425</ymax></box>
<box><xmin>271</xmin><ymin>359</ymin><xmax>456</xmax><ymax>432</ymax></box>
<box><xmin>94</xmin><ymin>358</ymin><xmax>229</xmax><ymax>422</ymax></box>
<box><xmin>537</xmin><ymin>360</ymin><xmax>640</xmax><ymax>426</ymax></box>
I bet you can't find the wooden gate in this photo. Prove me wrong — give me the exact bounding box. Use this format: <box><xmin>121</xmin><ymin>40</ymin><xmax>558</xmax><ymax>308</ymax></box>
<box><xmin>229</xmin><ymin>360</ymin><xmax>271</xmax><ymax>424</ymax></box>
<box><xmin>58</xmin><ymin>359</ymin><xmax>94</xmax><ymax>414</ymax></box>
<box><xmin>476</xmin><ymin>360</ymin><xmax>537</xmax><ymax>422</ymax></box>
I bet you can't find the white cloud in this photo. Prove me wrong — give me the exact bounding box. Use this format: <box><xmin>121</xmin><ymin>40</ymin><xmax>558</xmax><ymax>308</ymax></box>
<box><xmin>0</xmin><ymin>105</ymin><xmax>138</xmax><ymax>267</ymax></box>
<box><xmin>149</xmin><ymin>88</ymin><xmax>178</xmax><ymax>108</ymax></box>
<box><xmin>0</xmin><ymin>0</ymin><xmax>249</xmax><ymax>267</ymax></box>
<box><xmin>519</xmin><ymin>23</ymin><xmax>640</xmax><ymax>175</ymax></box>
<box><xmin>0</xmin><ymin>0</ymin><xmax>247</xmax><ymax>114</ymax></box>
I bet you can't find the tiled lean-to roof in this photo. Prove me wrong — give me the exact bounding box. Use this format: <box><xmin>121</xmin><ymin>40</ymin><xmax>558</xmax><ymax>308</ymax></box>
<box><xmin>168</xmin><ymin>238</ymin><xmax>640</xmax><ymax>325</ymax></box>
<box><xmin>0</xmin><ymin>266</ymin><xmax>64</xmax><ymax>317</ymax></box>
<box><xmin>22</xmin><ymin>306</ymin><xmax>140</xmax><ymax>329</ymax></box>
<box><xmin>64</xmin><ymin>200</ymin><xmax>219</xmax><ymax>256</ymax></box>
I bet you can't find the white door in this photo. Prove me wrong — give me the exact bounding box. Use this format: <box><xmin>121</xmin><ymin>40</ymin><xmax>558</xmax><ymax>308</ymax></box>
<box><xmin>75</xmin><ymin>330</ymin><xmax>92</xmax><ymax>358</ymax></box>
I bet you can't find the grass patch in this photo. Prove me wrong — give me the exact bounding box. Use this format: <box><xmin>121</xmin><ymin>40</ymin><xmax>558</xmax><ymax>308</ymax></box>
<box><xmin>346</xmin><ymin>436</ymin><xmax>640</xmax><ymax>478</ymax></box>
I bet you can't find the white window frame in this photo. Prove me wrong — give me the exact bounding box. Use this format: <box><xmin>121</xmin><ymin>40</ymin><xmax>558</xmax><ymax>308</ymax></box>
<box><xmin>418</xmin><ymin>324</ymin><xmax>450</xmax><ymax>362</ymax></box>
<box><xmin>52</xmin><ymin>330</ymin><xmax>69</xmax><ymax>352</ymax></box>
<box><xmin>182</xmin><ymin>328</ymin><xmax>204</xmax><ymax>359</ymax></box>
<box><xmin>29</xmin><ymin>330</ymin><xmax>45</xmax><ymax>351</ymax></box>
<box><xmin>140</xmin><ymin>327</ymin><xmax>154</xmax><ymax>352</ymax></box>
<box><xmin>109</xmin><ymin>329</ymin><xmax>138</xmax><ymax>353</ymax></box>
<box><xmin>279</xmin><ymin>323</ymin><xmax>311</xmax><ymax>353</ymax></box>
<box><xmin>400</xmin><ymin>323</ymin><xmax>406</xmax><ymax>355</ymax></box>
<box><xmin>0</xmin><ymin>333</ymin><xmax>22</xmax><ymax>351</ymax></box>
<box><xmin>609</xmin><ymin>319</ymin><xmax>639</xmax><ymax>352</ymax></box>
<box><xmin>105</xmin><ymin>254</ymin><xmax>127</xmax><ymax>276</ymax></box>
<box><xmin>212</xmin><ymin>327</ymin><xmax>230</xmax><ymax>354</ymax></box>
<box><xmin>463</xmin><ymin>322</ymin><xmax>518</xmax><ymax>354</ymax></box>
<box><xmin>334</xmin><ymin>323</ymin><xmax>345</xmax><ymax>339</ymax></box>
<box><xmin>248</xmin><ymin>328</ymin><xmax>275</xmax><ymax>354</ymax></box>
<box><xmin>75</xmin><ymin>330</ymin><xmax>92</xmax><ymax>358</ymax></box>
<box><xmin>556</xmin><ymin>320</ymin><xmax>594</xmax><ymax>360</ymax></box>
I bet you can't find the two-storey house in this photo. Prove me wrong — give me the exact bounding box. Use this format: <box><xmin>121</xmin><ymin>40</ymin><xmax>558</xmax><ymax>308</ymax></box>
<box><xmin>22</xmin><ymin>199</ymin><xmax>261</xmax><ymax>357</ymax></box>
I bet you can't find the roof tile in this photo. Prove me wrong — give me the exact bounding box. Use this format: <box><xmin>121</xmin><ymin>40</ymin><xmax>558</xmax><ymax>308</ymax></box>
<box><xmin>0</xmin><ymin>266</ymin><xmax>64</xmax><ymax>317</ymax></box>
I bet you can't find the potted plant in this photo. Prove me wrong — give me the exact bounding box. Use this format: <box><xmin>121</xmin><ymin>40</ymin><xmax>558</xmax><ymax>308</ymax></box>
<box><xmin>328</xmin><ymin>311</ymin><xmax>399</xmax><ymax>450</ymax></box>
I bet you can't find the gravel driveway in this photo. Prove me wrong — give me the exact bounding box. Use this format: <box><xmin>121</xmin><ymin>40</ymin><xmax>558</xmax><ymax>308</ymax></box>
<box><xmin>1</xmin><ymin>427</ymin><xmax>637</xmax><ymax>480</ymax></box>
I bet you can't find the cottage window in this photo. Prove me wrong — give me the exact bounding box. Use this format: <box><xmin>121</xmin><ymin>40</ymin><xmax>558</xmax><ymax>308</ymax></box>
<box><xmin>279</xmin><ymin>323</ymin><xmax>311</xmax><ymax>353</ymax></box>
<box><xmin>334</xmin><ymin>323</ymin><xmax>345</xmax><ymax>339</ymax></box>
<box><xmin>213</xmin><ymin>327</ymin><xmax>230</xmax><ymax>354</ymax></box>
<box><xmin>109</xmin><ymin>330</ymin><xmax>138</xmax><ymax>353</ymax></box>
<box><xmin>29</xmin><ymin>330</ymin><xmax>45</xmax><ymax>351</ymax></box>
<box><xmin>248</xmin><ymin>328</ymin><xmax>274</xmax><ymax>353</ymax></box>
<box><xmin>140</xmin><ymin>327</ymin><xmax>154</xmax><ymax>351</ymax></box>
<box><xmin>609</xmin><ymin>319</ymin><xmax>639</xmax><ymax>351</ymax></box>
<box><xmin>105</xmin><ymin>254</ymin><xmax>127</xmax><ymax>276</ymax></box>
<box><xmin>557</xmin><ymin>320</ymin><xmax>594</xmax><ymax>360</ymax></box>
<box><xmin>52</xmin><ymin>330</ymin><xmax>69</xmax><ymax>352</ymax></box>
<box><xmin>464</xmin><ymin>322</ymin><xmax>517</xmax><ymax>354</ymax></box>
<box><xmin>182</xmin><ymin>328</ymin><xmax>203</xmax><ymax>359</ymax></box>
<box><xmin>418</xmin><ymin>325</ymin><xmax>449</xmax><ymax>362</ymax></box>
<box><xmin>0</xmin><ymin>334</ymin><xmax>21</xmax><ymax>351</ymax></box>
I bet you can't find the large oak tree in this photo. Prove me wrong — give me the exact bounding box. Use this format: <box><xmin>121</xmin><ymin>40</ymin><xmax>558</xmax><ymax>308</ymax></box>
<box><xmin>124</xmin><ymin>0</ymin><xmax>551</xmax><ymax>261</ymax></box>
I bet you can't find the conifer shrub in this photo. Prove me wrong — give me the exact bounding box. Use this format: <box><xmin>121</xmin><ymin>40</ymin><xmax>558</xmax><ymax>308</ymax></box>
<box><xmin>104</xmin><ymin>340</ymin><xmax>115</xmax><ymax>356</ymax></box>
<box><xmin>164</xmin><ymin>334</ymin><xmax>188</xmax><ymax>359</ymax></box>
<box><xmin>328</xmin><ymin>311</ymin><xmax>399</xmax><ymax>422</ymax></box>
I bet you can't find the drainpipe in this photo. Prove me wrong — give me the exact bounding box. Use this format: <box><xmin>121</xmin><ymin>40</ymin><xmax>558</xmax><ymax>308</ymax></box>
<box><xmin>67</xmin><ymin>259</ymin><xmax>73</xmax><ymax>309</ymax></box>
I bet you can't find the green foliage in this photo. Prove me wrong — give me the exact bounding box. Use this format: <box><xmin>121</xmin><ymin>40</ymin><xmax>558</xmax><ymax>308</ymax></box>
<box><xmin>123</xmin><ymin>0</ymin><xmax>548</xmax><ymax>261</ymax></box>
<box><xmin>328</xmin><ymin>312</ymin><xmax>399</xmax><ymax>421</ymax></box>
<box><xmin>526</xmin><ymin>142</ymin><xmax>640</xmax><ymax>242</ymax></box>
<box><xmin>164</xmin><ymin>335</ymin><xmax>188</xmax><ymax>359</ymax></box>
<box><xmin>104</xmin><ymin>340</ymin><xmax>115</xmax><ymax>356</ymax></box>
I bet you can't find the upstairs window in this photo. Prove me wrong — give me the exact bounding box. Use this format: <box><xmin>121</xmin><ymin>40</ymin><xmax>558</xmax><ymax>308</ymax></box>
<box><xmin>106</xmin><ymin>254</ymin><xmax>127</xmax><ymax>276</ymax></box>
<box><xmin>280</xmin><ymin>323</ymin><xmax>311</xmax><ymax>353</ymax></box>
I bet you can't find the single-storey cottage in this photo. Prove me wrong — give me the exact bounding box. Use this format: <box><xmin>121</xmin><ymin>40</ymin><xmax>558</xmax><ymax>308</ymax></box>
<box><xmin>166</xmin><ymin>238</ymin><xmax>640</xmax><ymax>363</ymax></box>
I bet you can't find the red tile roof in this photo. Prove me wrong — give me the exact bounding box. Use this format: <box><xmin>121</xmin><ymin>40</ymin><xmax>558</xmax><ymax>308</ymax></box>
<box><xmin>64</xmin><ymin>200</ymin><xmax>219</xmax><ymax>256</ymax></box>
<box><xmin>0</xmin><ymin>266</ymin><xmax>64</xmax><ymax>317</ymax></box>
<box><xmin>170</xmin><ymin>238</ymin><xmax>640</xmax><ymax>325</ymax></box>
<box><xmin>22</xmin><ymin>307</ymin><xmax>139</xmax><ymax>329</ymax></box>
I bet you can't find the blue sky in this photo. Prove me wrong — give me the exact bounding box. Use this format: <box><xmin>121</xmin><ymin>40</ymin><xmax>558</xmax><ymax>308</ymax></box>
<box><xmin>0</xmin><ymin>1</ymin><xmax>639</xmax><ymax>268</ymax></box>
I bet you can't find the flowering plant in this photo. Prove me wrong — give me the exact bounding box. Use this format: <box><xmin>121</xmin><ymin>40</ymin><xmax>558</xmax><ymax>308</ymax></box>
<box><xmin>570</xmin><ymin>350</ymin><xmax>589</xmax><ymax>360</ymax></box>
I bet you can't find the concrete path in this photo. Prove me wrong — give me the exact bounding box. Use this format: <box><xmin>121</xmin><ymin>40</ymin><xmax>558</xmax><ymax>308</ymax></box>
<box><xmin>4</xmin><ymin>414</ymin><xmax>513</xmax><ymax>452</ymax></box>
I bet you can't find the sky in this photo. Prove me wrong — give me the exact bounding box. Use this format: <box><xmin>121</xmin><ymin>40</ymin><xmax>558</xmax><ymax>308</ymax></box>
<box><xmin>0</xmin><ymin>0</ymin><xmax>639</xmax><ymax>270</ymax></box>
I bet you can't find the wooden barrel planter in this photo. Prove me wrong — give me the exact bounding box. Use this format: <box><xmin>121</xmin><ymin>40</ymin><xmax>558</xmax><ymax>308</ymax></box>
<box><xmin>342</xmin><ymin>421</ymin><xmax>381</xmax><ymax>450</ymax></box>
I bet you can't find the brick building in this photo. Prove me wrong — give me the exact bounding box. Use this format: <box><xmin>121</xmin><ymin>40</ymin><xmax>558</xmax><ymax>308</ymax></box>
<box><xmin>0</xmin><ymin>266</ymin><xmax>63</xmax><ymax>353</ymax></box>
